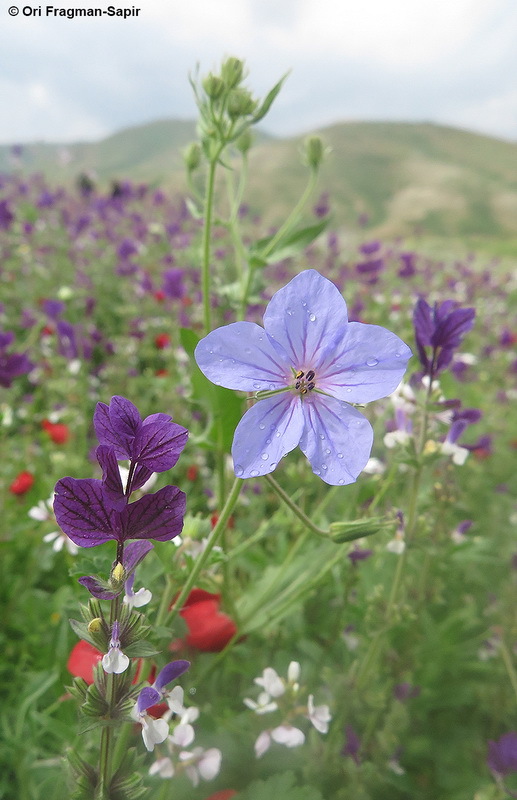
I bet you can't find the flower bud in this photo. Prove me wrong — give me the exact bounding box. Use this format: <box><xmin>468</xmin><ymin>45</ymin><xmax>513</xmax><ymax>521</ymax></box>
<box><xmin>111</xmin><ymin>561</ymin><xmax>125</xmax><ymax>585</ymax></box>
<box><xmin>304</xmin><ymin>136</ymin><xmax>325</xmax><ymax>170</ymax></box>
<box><xmin>183</xmin><ymin>142</ymin><xmax>202</xmax><ymax>172</ymax></box>
<box><xmin>227</xmin><ymin>88</ymin><xmax>257</xmax><ymax>119</ymax></box>
<box><xmin>221</xmin><ymin>57</ymin><xmax>245</xmax><ymax>88</ymax></box>
<box><xmin>202</xmin><ymin>73</ymin><xmax>225</xmax><ymax>100</ymax></box>
<box><xmin>329</xmin><ymin>517</ymin><xmax>392</xmax><ymax>543</ymax></box>
<box><xmin>88</xmin><ymin>617</ymin><xmax>103</xmax><ymax>633</ymax></box>
<box><xmin>235</xmin><ymin>129</ymin><xmax>253</xmax><ymax>154</ymax></box>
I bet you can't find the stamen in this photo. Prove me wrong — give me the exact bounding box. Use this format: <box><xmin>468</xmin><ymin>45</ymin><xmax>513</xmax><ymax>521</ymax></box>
<box><xmin>306</xmin><ymin>370</ymin><xmax>315</xmax><ymax>381</ymax></box>
<box><xmin>295</xmin><ymin>370</ymin><xmax>304</xmax><ymax>379</ymax></box>
<box><xmin>307</xmin><ymin>382</ymin><xmax>315</xmax><ymax>391</ymax></box>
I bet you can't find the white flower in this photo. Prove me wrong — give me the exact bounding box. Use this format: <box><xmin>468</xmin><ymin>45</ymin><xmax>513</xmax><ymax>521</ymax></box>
<box><xmin>254</xmin><ymin>730</ymin><xmax>272</xmax><ymax>758</ymax></box>
<box><xmin>440</xmin><ymin>440</ymin><xmax>469</xmax><ymax>465</ymax></box>
<box><xmin>169</xmin><ymin>723</ymin><xmax>195</xmax><ymax>748</ymax></box>
<box><xmin>102</xmin><ymin>646</ymin><xmax>129</xmax><ymax>674</ymax></box>
<box><xmin>123</xmin><ymin>586</ymin><xmax>152</xmax><ymax>608</ymax></box>
<box><xmin>386</xmin><ymin>531</ymin><xmax>405</xmax><ymax>554</ymax></box>
<box><xmin>149</xmin><ymin>757</ymin><xmax>174</xmax><ymax>778</ymax></box>
<box><xmin>254</xmin><ymin>667</ymin><xmax>285</xmax><ymax>698</ymax></box>
<box><xmin>363</xmin><ymin>457</ymin><xmax>386</xmax><ymax>474</ymax></box>
<box><xmin>179</xmin><ymin>747</ymin><xmax>222</xmax><ymax>787</ymax></box>
<box><xmin>243</xmin><ymin>691</ymin><xmax>278</xmax><ymax>715</ymax></box>
<box><xmin>306</xmin><ymin>694</ymin><xmax>331</xmax><ymax>734</ymax></box>
<box><xmin>43</xmin><ymin>530</ymin><xmax>79</xmax><ymax>555</ymax></box>
<box><xmin>271</xmin><ymin>725</ymin><xmax>305</xmax><ymax>748</ymax></box>
<box><xmin>131</xmin><ymin>705</ymin><xmax>169</xmax><ymax>752</ymax></box>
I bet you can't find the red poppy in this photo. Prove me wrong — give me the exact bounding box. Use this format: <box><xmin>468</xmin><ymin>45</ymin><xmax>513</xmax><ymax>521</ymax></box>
<box><xmin>203</xmin><ymin>791</ymin><xmax>238</xmax><ymax>800</ymax></box>
<box><xmin>210</xmin><ymin>513</ymin><xmax>234</xmax><ymax>530</ymax></box>
<box><xmin>176</xmin><ymin>588</ymin><xmax>237</xmax><ymax>653</ymax></box>
<box><xmin>42</xmin><ymin>419</ymin><xmax>70</xmax><ymax>444</ymax></box>
<box><xmin>154</xmin><ymin>333</ymin><xmax>170</xmax><ymax>350</ymax></box>
<box><xmin>67</xmin><ymin>640</ymin><xmax>102</xmax><ymax>684</ymax></box>
<box><xmin>9</xmin><ymin>470</ymin><xmax>34</xmax><ymax>495</ymax></box>
<box><xmin>154</xmin><ymin>290</ymin><xmax>166</xmax><ymax>302</ymax></box>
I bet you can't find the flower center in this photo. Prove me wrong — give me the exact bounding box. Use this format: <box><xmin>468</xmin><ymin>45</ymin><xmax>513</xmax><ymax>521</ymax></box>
<box><xmin>293</xmin><ymin>369</ymin><xmax>316</xmax><ymax>396</ymax></box>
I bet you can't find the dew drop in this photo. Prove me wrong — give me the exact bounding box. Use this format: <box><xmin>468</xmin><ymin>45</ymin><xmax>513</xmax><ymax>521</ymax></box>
<box><xmin>253</xmin><ymin>382</ymin><xmax>261</xmax><ymax>389</ymax></box>
<box><xmin>286</xmin><ymin>308</ymin><xmax>294</xmax><ymax>316</ymax></box>
<box><xmin>251</xmin><ymin>469</ymin><xmax>259</xmax><ymax>477</ymax></box>
<box><xmin>337</xmin><ymin>452</ymin><xmax>344</xmax><ymax>459</ymax></box>
<box><xmin>309</xmin><ymin>313</ymin><xmax>316</xmax><ymax>322</ymax></box>
<box><xmin>261</xmin><ymin>452</ymin><xmax>269</xmax><ymax>460</ymax></box>
<box><xmin>346</xmin><ymin>387</ymin><xmax>352</xmax><ymax>393</ymax></box>
<box><xmin>244</xmin><ymin>347</ymin><xmax>252</xmax><ymax>355</ymax></box>
<box><xmin>275</xmin><ymin>430</ymin><xmax>281</xmax><ymax>437</ymax></box>
<box><xmin>259</xmin><ymin>423</ymin><xmax>266</xmax><ymax>430</ymax></box>
<box><xmin>269</xmin><ymin>462</ymin><xmax>277</xmax><ymax>469</ymax></box>
<box><xmin>325</xmin><ymin>448</ymin><xmax>331</xmax><ymax>455</ymax></box>
<box><xmin>338</xmin><ymin>478</ymin><xmax>345</xmax><ymax>485</ymax></box>
<box><xmin>209</xmin><ymin>349</ymin><xmax>213</xmax><ymax>354</ymax></box>
<box><xmin>234</xmin><ymin>465</ymin><xmax>244</xmax><ymax>477</ymax></box>
<box><xmin>321</xmin><ymin>464</ymin><xmax>328</xmax><ymax>471</ymax></box>
<box><xmin>265</xmin><ymin>438</ymin><xmax>272</xmax><ymax>444</ymax></box>
<box><xmin>302</xmin><ymin>301</ymin><xmax>307</xmax><ymax>307</ymax></box>
<box><xmin>366</xmin><ymin>357</ymin><xmax>379</xmax><ymax>367</ymax></box>
<box><xmin>319</xmin><ymin>433</ymin><xmax>325</xmax><ymax>440</ymax></box>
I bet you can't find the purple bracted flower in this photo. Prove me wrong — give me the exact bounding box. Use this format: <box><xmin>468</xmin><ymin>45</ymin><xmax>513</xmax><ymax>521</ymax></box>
<box><xmin>413</xmin><ymin>297</ymin><xmax>475</xmax><ymax>379</ymax></box>
<box><xmin>195</xmin><ymin>270</ymin><xmax>411</xmax><ymax>485</ymax></box>
<box><xmin>132</xmin><ymin>660</ymin><xmax>190</xmax><ymax>752</ymax></box>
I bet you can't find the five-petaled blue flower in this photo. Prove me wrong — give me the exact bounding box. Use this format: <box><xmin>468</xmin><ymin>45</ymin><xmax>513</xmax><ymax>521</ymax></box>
<box><xmin>195</xmin><ymin>269</ymin><xmax>412</xmax><ymax>485</ymax></box>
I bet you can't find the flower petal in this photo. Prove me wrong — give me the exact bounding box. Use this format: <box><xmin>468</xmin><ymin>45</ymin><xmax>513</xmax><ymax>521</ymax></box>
<box><xmin>194</xmin><ymin>321</ymin><xmax>290</xmax><ymax>391</ymax></box>
<box><xmin>318</xmin><ymin>322</ymin><xmax>412</xmax><ymax>403</ymax></box>
<box><xmin>132</xmin><ymin>418</ymin><xmax>188</xmax><ymax>472</ymax></box>
<box><xmin>123</xmin><ymin>485</ymin><xmax>186</xmax><ymax>542</ymax></box>
<box><xmin>231</xmin><ymin>394</ymin><xmax>304</xmax><ymax>479</ymax></box>
<box><xmin>154</xmin><ymin>659</ymin><xmax>191</xmax><ymax>692</ymax></box>
<box><xmin>263</xmin><ymin>270</ymin><xmax>349</xmax><ymax>367</ymax></box>
<box><xmin>93</xmin><ymin>396</ymin><xmax>142</xmax><ymax>459</ymax></box>
<box><xmin>299</xmin><ymin>395</ymin><xmax>373</xmax><ymax>485</ymax></box>
<box><xmin>53</xmin><ymin>478</ymin><xmax>119</xmax><ymax>547</ymax></box>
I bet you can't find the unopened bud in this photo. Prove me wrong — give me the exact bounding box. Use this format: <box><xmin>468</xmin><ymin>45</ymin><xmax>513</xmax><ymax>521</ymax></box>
<box><xmin>183</xmin><ymin>142</ymin><xmax>202</xmax><ymax>172</ymax></box>
<box><xmin>221</xmin><ymin>57</ymin><xmax>244</xmax><ymax>88</ymax></box>
<box><xmin>330</xmin><ymin>517</ymin><xmax>392</xmax><ymax>543</ymax></box>
<box><xmin>304</xmin><ymin>136</ymin><xmax>324</xmax><ymax>170</ymax></box>
<box><xmin>88</xmin><ymin>617</ymin><xmax>103</xmax><ymax>633</ymax></box>
<box><xmin>111</xmin><ymin>562</ymin><xmax>125</xmax><ymax>585</ymax></box>
<box><xmin>202</xmin><ymin>73</ymin><xmax>225</xmax><ymax>100</ymax></box>
<box><xmin>227</xmin><ymin>88</ymin><xmax>257</xmax><ymax>119</ymax></box>
<box><xmin>235</xmin><ymin>129</ymin><xmax>253</xmax><ymax>154</ymax></box>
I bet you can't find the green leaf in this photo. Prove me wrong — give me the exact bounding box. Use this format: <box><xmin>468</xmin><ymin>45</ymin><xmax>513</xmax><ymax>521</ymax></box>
<box><xmin>248</xmin><ymin>218</ymin><xmax>329</xmax><ymax>268</ymax></box>
<box><xmin>236</xmin><ymin>771</ymin><xmax>323</xmax><ymax>800</ymax></box>
<box><xmin>251</xmin><ymin>72</ymin><xmax>291</xmax><ymax>125</ymax></box>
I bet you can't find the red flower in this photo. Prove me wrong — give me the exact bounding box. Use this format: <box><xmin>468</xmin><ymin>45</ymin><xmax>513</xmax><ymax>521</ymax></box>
<box><xmin>9</xmin><ymin>470</ymin><xmax>34</xmax><ymax>495</ymax></box>
<box><xmin>154</xmin><ymin>333</ymin><xmax>170</xmax><ymax>350</ymax></box>
<box><xmin>186</xmin><ymin>465</ymin><xmax>198</xmax><ymax>481</ymax></box>
<box><xmin>154</xmin><ymin>290</ymin><xmax>166</xmax><ymax>302</ymax></box>
<box><xmin>203</xmin><ymin>791</ymin><xmax>238</xmax><ymax>800</ymax></box>
<box><xmin>177</xmin><ymin>588</ymin><xmax>237</xmax><ymax>653</ymax></box>
<box><xmin>210</xmin><ymin>513</ymin><xmax>234</xmax><ymax>529</ymax></box>
<box><xmin>42</xmin><ymin>419</ymin><xmax>70</xmax><ymax>444</ymax></box>
<box><xmin>67</xmin><ymin>640</ymin><xmax>102</xmax><ymax>684</ymax></box>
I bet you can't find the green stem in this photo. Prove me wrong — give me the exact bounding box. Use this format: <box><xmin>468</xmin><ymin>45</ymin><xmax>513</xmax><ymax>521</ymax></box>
<box><xmin>166</xmin><ymin>478</ymin><xmax>243</xmax><ymax>629</ymax></box>
<box><xmin>97</xmin><ymin>595</ymin><xmax>122</xmax><ymax>798</ymax></box>
<box><xmin>201</xmin><ymin>152</ymin><xmax>222</xmax><ymax>336</ymax></box>
<box><xmin>264</xmin><ymin>474</ymin><xmax>330</xmax><ymax>538</ymax></box>
<box><xmin>500</xmin><ymin>639</ymin><xmax>517</xmax><ymax>705</ymax></box>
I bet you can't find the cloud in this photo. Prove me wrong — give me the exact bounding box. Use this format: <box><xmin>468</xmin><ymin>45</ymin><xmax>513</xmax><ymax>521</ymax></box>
<box><xmin>0</xmin><ymin>0</ymin><xmax>516</xmax><ymax>144</ymax></box>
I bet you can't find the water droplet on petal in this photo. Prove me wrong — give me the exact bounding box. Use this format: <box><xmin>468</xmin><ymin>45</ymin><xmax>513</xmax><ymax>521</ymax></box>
<box><xmin>346</xmin><ymin>388</ymin><xmax>352</xmax><ymax>393</ymax></box>
<box><xmin>321</xmin><ymin>464</ymin><xmax>328</xmax><ymax>470</ymax></box>
<box><xmin>338</xmin><ymin>478</ymin><xmax>345</xmax><ymax>485</ymax></box>
<box><xmin>287</xmin><ymin>308</ymin><xmax>294</xmax><ymax>316</ymax></box>
<box><xmin>253</xmin><ymin>382</ymin><xmax>261</xmax><ymax>390</ymax></box>
<box><xmin>309</xmin><ymin>313</ymin><xmax>316</xmax><ymax>322</ymax></box>
<box><xmin>265</xmin><ymin>438</ymin><xmax>272</xmax><ymax>444</ymax></box>
<box><xmin>269</xmin><ymin>462</ymin><xmax>277</xmax><ymax>469</ymax></box>
<box><xmin>245</xmin><ymin>347</ymin><xmax>252</xmax><ymax>355</ymax></box>
<box><xmin>275</xmin><ymin>430</ymin><xmax>281</xmax><ymax>437</ymax></box>
<box><xmin>337</xmin><ymin>453</ymin><xmax>344</xmax><ymax>459</ymax></box>
<box><xmin>319</xmin><ymin>433</ymin><xmax>325</xmax><ymax>440</ymax></box>
<box><xmin>325</xmin><ymin>448</ymin><xmax>331</xmax><ymax>455</ymax></box>
<box><xmin>234</xmin><ymin>465</ymin><xmax>244</xmax><ymax>477</ymax></box>
<box><xmin>261</xmin><ymin>453</ymin><xmax>269</xmax><ymax>460</ymax></box>
<box><xmin>251</xmin><ymin>469</ymin><xmax>259</xmax><ymax>477</ymax></box>
<box><xmin>366</xmin><ymin>357</ymin><xmax>379</xmax><ymax>367</ymax></box>
<box><xmin>302</xmin><ymin>301</ymin><xmax>307</xmax><ymax>308</ymax></box>
<box><xmin>259</xmin><ymin>423</ymin><xmax>266</xmax><ymax>430</ymax></box>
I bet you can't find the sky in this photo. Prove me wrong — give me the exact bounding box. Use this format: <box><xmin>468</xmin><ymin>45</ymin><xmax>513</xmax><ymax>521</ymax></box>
<box><xmin>1</xmin><ymin>0</ymin><xmax>517</xmax><ymax>145</ymax></box>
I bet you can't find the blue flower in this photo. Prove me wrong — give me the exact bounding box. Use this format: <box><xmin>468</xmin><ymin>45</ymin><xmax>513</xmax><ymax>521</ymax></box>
<box><xmin>195</xmin><ymin>270</ymin><xmax>411</xmax><ymax>485</ymax></box>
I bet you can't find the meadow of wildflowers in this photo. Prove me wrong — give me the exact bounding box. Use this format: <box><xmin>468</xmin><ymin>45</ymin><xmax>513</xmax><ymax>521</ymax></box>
<box><xmin>1</xmin><ymin>58</ymin><xmax>517</xmax><ymax>800</ymax></box>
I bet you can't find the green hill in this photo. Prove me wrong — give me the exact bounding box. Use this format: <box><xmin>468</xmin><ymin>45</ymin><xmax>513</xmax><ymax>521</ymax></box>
<box><xmin>2</xmin><ymin>118</ymin><xmax>517</xmax><ymax>239</ymax></box>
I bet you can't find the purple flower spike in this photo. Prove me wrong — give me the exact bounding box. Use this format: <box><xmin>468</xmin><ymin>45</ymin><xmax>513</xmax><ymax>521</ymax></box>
<box><xmin>195</xmin><ymin>270</ymin><xmax>411</xmax><ymax>486</ymax></box>
<box><xmin>413</xmin><ymin>298</ymin><xmax>475</xmax><ymax>378</ymax></box>
<box><xmin>94</xmin><ymin>396</ymin><xmax>188</xmax><ymax>473</ymax></box>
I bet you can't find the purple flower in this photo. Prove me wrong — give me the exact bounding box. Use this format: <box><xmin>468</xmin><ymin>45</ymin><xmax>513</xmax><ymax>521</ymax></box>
<box><xmin>413</xmin><ymin>298</ymin><xmax>475</xmax><ymax>379</ymax></box>
<box><xmin>487</xmin><ymin>732</ymin><xmax>517</xmax><ymax>777</ymax></box>
<box><xmin>342</xmin><ymin>725</ymin><xmax>361</xmax><ymax>764</ymax></box>
<box><xmin>195</xmin><ymin>270</ymin><xmax>411</xmax><ymax>485</ymax></box>
<box><xmin>0</xmin><ymin>331</ymin><xmax>33</xmax><ymax>388</ymax></box>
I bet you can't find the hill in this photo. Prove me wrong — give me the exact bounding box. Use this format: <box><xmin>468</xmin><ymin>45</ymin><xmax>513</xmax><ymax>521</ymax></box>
<box><xmin>2</xmin><ymin>118</ymin><xmax>517</xmax><ymax>239</ymax></box>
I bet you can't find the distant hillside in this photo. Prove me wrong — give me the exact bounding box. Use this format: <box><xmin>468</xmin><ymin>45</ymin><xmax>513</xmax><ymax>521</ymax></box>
<box><xmin>2</xmin><ymin>118</ymin><xmax>517</xmax><ymax>238</ymax></box>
